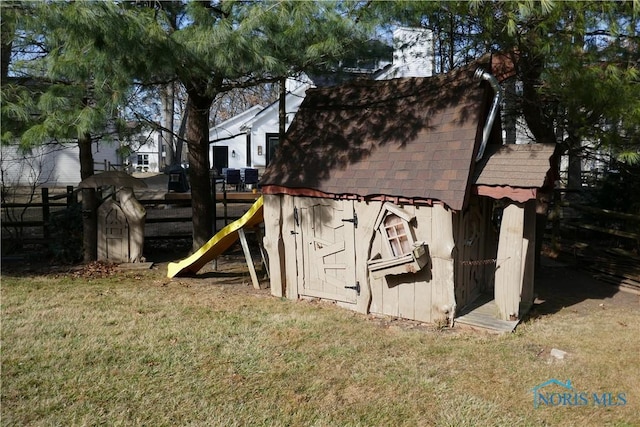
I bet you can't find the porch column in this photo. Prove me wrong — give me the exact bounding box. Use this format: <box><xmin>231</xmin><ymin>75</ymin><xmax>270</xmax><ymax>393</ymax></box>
<box><xmin>495</xmin><ymin>203</ymin><xmax>524</xmax><ymax>320</ymax></box>
<box><xmin>431</xmin><ymin>203</ymin><xmax>456</xmax><ymax>325</ymax></box>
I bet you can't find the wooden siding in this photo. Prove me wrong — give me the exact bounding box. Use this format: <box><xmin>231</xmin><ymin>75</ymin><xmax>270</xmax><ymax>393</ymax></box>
<box><xmin>263</xmin><ymin>195</ymin><xmax>285</xmax><ymax>297</ymax></box>
<box><xmin>282</xmin><ymin>195</ymin><xmax>299</xmax><ymax>301</ymax></box>
<box><xmin>265</xmin><ymin>196</ymin><xmax>458</xmax><ymax>324</ymax></box>
<box><xmin>453</xmin><ymin>196</ymin><xmax>498</xmax><ymax>311</ymax></box>
<box><xmin>494</xmin><ymin>201</ymin><xmax>538</xmax><ymax>320</ymax></box>
<box><xmin>368</xmin><ymin>202</ymin><xmax>455</xmax><ymax>324</ymax></box>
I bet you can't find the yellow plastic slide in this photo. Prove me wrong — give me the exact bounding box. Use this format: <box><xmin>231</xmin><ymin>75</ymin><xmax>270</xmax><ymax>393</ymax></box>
<box><xmin>167</xmin><ymin>196</ymin><xmax>264</xmax><ymax>278</ymax></box>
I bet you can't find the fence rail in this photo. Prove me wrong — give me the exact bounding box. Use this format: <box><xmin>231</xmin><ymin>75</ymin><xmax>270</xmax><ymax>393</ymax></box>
<box><xmin>1</xmin><ymin>187</ymin><xmax>255</xmax><ymax>251</ymax></box>
<box><xmin>548</xmin><ymin>189</ymin><xmax>640</xmax><ymax>293</ymax></box>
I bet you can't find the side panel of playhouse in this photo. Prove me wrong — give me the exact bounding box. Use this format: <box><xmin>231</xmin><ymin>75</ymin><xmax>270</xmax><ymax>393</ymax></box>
<box><xmin>367</xmin><ymin>202</ymin><xmax>456</xmax><ymax>324</ymax></box>
<box><xmin>264</xmin><ymin>195</ymin><xmax>457</xmax><ymax>324</ymax></box>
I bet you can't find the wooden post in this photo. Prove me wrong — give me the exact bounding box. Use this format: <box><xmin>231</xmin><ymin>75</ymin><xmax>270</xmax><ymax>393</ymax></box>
<box><xmin>66</xmin><ymin>186</ymin><xmax>75</xmax><ymax>206</ymax></box>
<box><xmin>430</xmin><ymin>203</ymin><xmax>456</xmax><ymax>325</ymax></box>
<box><xmin>238</xmin><ymin>228</ymin><xmax>261</xmax><ymax>290</ymax></box>
<box><xmin>495</xmin><ymin>203</ymin><xmax>524</xmax><ymax>320</ymax></box>
<box><xmin>42</xmin><ymin>188</ymin><xmax>50</xmax><ymax>239</ymax></box>
<box><xmin>223</xmin><ymin>184</ymin><xmax>228</xmax><ymax>225</ymax></box>
<box><xmin>212</xmin><ymin>175</ymin><xmax>218</xmax><ymax>234</ymax></box>
<box><xmin>263</xmin><ymin>194</ymin><xmax>285</xmax><ymax>297</ymax></box>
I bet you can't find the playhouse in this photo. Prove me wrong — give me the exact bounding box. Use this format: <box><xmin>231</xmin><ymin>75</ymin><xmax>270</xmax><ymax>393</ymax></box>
<box><xmin>259</xmin><ymin>58</ymin><xmax>556</xmax><ymax>331</ymax></box>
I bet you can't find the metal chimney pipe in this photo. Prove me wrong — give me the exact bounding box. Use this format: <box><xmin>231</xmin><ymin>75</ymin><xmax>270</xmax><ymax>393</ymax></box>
<box><xmin>473</xmin><ymin>68</ymin><xmax>503</xmax><ymax>162</ymax></box>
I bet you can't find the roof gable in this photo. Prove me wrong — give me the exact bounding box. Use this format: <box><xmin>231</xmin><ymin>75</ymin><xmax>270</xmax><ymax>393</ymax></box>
<box><xmin>209</xmin><ymin>104</ymin><xmax>264</xmax><ymax>140</ymax></box>
<box><xmin>261</xmin><ymin>65</ymin><xmax>493</xmax><ymax>211</ymax></box>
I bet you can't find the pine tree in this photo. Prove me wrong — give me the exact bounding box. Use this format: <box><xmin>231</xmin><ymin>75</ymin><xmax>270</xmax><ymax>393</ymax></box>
<box><xmin>372</xmin><ymin>1</ymin><xmax>640</xmax><ymax>175</ymax></box>
<box><xmin>1</xmin><ymin>1</ymin><xmax>143</xmax><ymax>261</ymax></box>
<box><xmin>61</xmin><ymin>0</ymin><xmax>372</xmax><ymax>250</ymax></box>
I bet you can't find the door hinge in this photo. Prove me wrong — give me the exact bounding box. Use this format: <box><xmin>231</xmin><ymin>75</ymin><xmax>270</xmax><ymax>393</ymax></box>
<box><xmin>342</xmin><ymin>211</ymin><xmax>358</xmax><ymax>228</ymax></box>
<box><xmin>344</xmin><ymin>281</ymin><xmax>360</xmax><ymax>295</ymax></box>
<box><xmin>293</xmin><ymin>206</ymin><xmax>299</xmax><ymax>226</ymax></box>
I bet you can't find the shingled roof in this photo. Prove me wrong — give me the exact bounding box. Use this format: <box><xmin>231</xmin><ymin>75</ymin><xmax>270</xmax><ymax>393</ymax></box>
<box><xmin>473</xmin><ymin>143</ymin><xmax>556</xmax><ymax>188</ymax></box>
<box><xmin>260</xmin><ymin>64</ymin><xmax>498</xmax><ymax>211</ymax></box>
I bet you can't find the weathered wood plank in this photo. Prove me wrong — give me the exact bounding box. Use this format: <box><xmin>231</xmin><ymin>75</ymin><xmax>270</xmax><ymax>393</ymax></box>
<box><xmin>263</xmin><ymin>195</ymin><xmax>284</xmax><ymax>297</ymax></box>
<box><xmin>495</xmin><ymin>203</ymin><xmax>524</xmax><ymax>321</ymax></box>
<box><xmin>238</xmin><ymin>228</ymin><xmax>261</xmax><ymax>290</ymax></box>
<box><xmin>430</xmin><ymin>203</ymin><xmax>456</xmax><ymax>325</ymax></box>
<box><xmin>413</xmin><ymin>206</ymin><xmax>433</xmax><ymax>323</ymax></box>
<box><xmin>282</xmin><ymin>195</ymin><xmax>299</xmax><ymax>300</ymax></box>
<box><xmin>355</xmin><ymin>202</ymin><xmax>381</xmax><ymax>314</ymax></box>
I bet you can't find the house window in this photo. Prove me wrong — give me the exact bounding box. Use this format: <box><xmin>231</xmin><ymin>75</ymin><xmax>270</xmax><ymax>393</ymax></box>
<box><xmin>374</xmin><ymin>203</ymin><xmax>416</xmax><ymax>258</ymax></box>
<box><xmin>384</xmin><ymin>214</ymin><xmax>412</xmax><ymax>256</ymax></box>
<box><xmin>367</xmin><ymin>202</ymin><xmax>429</xmax><ymax>279</ymax></box>
<box><xmin>137</xmin><ymin>154</ymin><xmax>149</xmax><ymax>166</ymax></box>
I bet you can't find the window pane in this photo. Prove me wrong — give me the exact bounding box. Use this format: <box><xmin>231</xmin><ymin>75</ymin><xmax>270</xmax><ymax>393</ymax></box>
<box><xmin>390</xmin><ymin>238</ymin><xmax>402</xmax><ymax>256</ymax></box>
<box><xmin>399</xmin><ymin>235</ymin><xmax>411</xmax><ymax>254</ymax></box>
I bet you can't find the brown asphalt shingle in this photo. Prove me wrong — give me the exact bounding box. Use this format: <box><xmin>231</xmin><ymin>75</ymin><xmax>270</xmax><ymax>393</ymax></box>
<box><xmin>473</xmin><ymin>143</ymin><xmax>556</xmax><ymax>188</ymax></box>
<box><xmin>260</xmin><ymin>64</ymin><xmax>496</xmax><ymax>210</ymax></box>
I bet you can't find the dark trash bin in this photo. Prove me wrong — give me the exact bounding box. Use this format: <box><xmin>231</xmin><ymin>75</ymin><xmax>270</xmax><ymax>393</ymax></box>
<box><xmin>167</xmin><ymin>165</ymin><xmax>189</xmax><ymax>193</ymax></box>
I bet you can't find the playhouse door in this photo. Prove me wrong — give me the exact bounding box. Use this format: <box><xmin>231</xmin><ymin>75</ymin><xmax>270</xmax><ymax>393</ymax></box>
<box><xmin>297</xmin><ymin>199</ymin><xmax>357</xmax><ymax>304</ymax></box>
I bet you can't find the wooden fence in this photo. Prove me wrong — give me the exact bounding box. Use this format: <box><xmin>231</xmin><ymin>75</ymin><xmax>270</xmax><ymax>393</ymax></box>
<box><xmin>548</xmin><ymin>189</ymin><xmax>640</xmax><ymax>294</ymax></box>
<box><xmin>1</xmin><ymin>187</ymin><xmax>255</xmax><ymax>250</ymax></box>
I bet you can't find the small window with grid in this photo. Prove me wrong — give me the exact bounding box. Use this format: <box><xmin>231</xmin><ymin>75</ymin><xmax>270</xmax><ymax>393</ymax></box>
<box><xmin>374</xmin><ymin>203</ymin><xmax>416</xmax><ymax>259</ymax></box>
<box><xmin>383</xmin><ymin>214</ymin><xmax>412</xmax><ymax>256</ymax></box>
<box><xmin>368</xmin><ymin>202</ymin><xmax>429</xmax><ymax>278</ymax></box>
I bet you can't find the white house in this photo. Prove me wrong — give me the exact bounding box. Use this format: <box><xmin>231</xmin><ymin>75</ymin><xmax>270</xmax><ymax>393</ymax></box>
<box><xmin>376</xmin><ymin>26</ymin><xmax>435</xmax><ymax>80</ymax></box>
<box><xmin>208</xmin><ymin>104</ymin><xmax>265</xmax><ymax>173</ymax></box>
<box><xmin>1</xmin><ymin>141</ymin><xmax>121</xmax><ymax>187</ymax></box>
<box><xmin>208</xmin><ymin>77</ymin><xmax>313</xmax><ymax>175</ymax></box>
<box><xmin>126</xmin><ymin>130</ymin><xmax>163</xmax><ymax>174</ymax></box>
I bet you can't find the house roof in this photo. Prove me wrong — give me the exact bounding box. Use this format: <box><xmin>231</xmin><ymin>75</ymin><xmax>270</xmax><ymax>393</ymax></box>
<box><xmin>261</xmin><ymin>63</ymin><xmax>495</xmax><ymax>210</ymax></box>
<box><xmin>209</xmin><ymin>104</ymin><xmax>264</xmax><ymax>141</ymax></box>
<box><xmin>473</xmin><ymin>143</ymin><xmax>557</xmax><ymax>188</ymax></box>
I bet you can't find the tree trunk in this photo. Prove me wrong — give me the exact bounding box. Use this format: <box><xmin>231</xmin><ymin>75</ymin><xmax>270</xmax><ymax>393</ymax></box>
<box><xmin>161</xmin><ymin>83</ymin><xmax>175</xmax><ymax>169</ymax></box>
<box><xmin>1</xmin><ymin>28</ymin><xmax>12</xmax><ymax>80</ymax></box>
<box><xmin>185</xmin><ymin>89</ymin><xmax>214</xmax><ymax>251</ymax></box>
<box><xmin>520</xmin><ymin>55</ymin><xmax>557</xmax><ymax>145</ymax></box>
<box><xmin>79</xmin><ymin>132</ymin><xmax>97</xmax><ymax>262</ymax></box>
<box><xmin>503</xmin><ymin>78</ymin><xmax>517</xmax><ymax>144</ymax></box>
<box><xmin>279</xmin><ymin>77</ymin><xmax>286</xmax><ymax>142</ymax></box>
<box><xmin>175</xmin><ymin>105</ymin><xmax>188</xmax><ymax>166</ymax></box>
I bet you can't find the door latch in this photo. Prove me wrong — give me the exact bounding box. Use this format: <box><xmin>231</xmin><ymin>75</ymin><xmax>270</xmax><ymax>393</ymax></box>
<box><xmin>344</xmin><ymin>281</ymin><xmax>360</xmax><ymax>295</ymax></box>
<box><xmin>342</xmin><ymin>211</ymin><xmax>358</xmax><ymax>228</ymax></box>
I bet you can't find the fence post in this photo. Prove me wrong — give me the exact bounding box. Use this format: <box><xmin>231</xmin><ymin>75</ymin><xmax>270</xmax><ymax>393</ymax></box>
<box><xmin>223</xmin><ymin>183</ymin><xmax>228</xmax><ymax>226</ymax></box>
<box><xmin>66</xmin><ymin>186</ymin><xmax>75</xmax><ymax>206</ymax></box>
<box><xmin>551</xmin><ymin>189</ymin><xmax>561</xmax><ymax>253</ymax></box>
<box><xmin>42</xmin><ymin>187</ymin><xmax>50</xmax><ymax>239</ymax></box>
<box><xmin>212</xmin><ymin>175</ymin><xmax>217</xmax><ymax>234</ymax></box>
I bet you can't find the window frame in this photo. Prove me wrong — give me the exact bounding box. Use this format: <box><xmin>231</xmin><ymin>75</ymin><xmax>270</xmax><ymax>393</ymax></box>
<box><xmin>374</xmin><ymin>203</ymin><xmax>416</xmax><ymax>259</ymax></box>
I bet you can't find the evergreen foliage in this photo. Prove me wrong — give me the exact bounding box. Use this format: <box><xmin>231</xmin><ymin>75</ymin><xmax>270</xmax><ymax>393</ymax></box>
<box><xmin>372</xmin><ymin>1</ymin><xmax>640</xmax><ymax>170</ymax></box>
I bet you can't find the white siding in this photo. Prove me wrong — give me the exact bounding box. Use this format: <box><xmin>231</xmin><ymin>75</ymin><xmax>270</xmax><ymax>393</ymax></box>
<box><xmin>1</xmin><ymin>141</ymin><xmax>120</xmax><ymax>187</ymax></box>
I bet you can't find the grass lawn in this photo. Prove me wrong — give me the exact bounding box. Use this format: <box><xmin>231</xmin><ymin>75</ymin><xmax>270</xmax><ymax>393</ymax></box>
<box><xmin>2</xmin><ymin>260</ymin><xmax>639</xmax><ymax>426</ymax></box>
